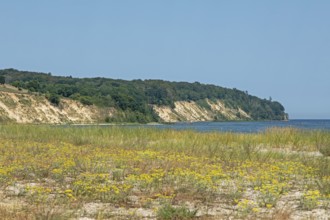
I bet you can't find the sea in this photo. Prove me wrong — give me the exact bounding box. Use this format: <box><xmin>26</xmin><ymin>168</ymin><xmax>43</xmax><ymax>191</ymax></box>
<box><xmin>136</xmin><ymin>119</ymin><xmax>330</xmax><ymax>133</ymax></box>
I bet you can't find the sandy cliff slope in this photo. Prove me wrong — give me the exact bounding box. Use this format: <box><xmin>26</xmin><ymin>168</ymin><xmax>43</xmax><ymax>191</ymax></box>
<box><xmin>0</xmin><ymin>85</ymin><xmax>251</xmax><ymax>124</ymax></box>
<box><xmin>0</xmin><ymin>86</ymin><xmax>113</xmax><ymax>123</ymax></box>
<box><xmin>153</xmin><ymin>99</ymin><xmax>251</xmax><ymax>122</ymax></box>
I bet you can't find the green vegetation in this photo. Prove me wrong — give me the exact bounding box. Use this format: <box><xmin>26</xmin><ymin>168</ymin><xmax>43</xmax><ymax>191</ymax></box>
<box><xmin>157</xmin><ymin>204</ymin><xmax>197</xmax><ymax>220</ymax></box>
<box><xmin>0</xmin><ymin>75</ymin><xmax>5</xmax><ymax>84</ymax></box>
<box><xmin>319</xmin><ymin>145</ymin><xmax>330</xmax><ymax>157</ymax></box>
<box><xmin>45</xmin><ymin>93</ymin><xmax>61</xmax><ymax>106</ymax></box>
<box><xmin>0</xmin><ymin>125</ymin><xmax>329</xmax><ymax>219</ymax></box>
<box><xmin>0</xmin><ymin>68</ymin><xmax>287</xmax><ymax>122</ymax></box>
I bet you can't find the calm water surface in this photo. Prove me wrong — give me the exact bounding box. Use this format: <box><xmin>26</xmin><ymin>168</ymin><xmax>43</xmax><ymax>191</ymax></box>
<box><xmin>139</xmin><ymin>120</ymin><xmax>330</xmax><ymax>133</ymax></box>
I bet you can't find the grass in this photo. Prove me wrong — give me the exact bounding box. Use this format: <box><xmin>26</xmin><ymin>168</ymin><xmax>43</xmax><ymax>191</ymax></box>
<box><xmin>0</xmin><ymin>84</ymin><xmax>28</xmax><ymax>94</ymax></box>
<box><xmin>318</xmin><ymin>144</ymin><xmax>330</xmax><ymax>156</ymax></box>
<box><xmin>0</xmin><ymin>124</ymin><xmax>329</xmax><ymax>219</ymax></box>
<box><xmin>157</xmin><ymin>203</ymin><xmax>197</xmax><ymax>220</ymax></box>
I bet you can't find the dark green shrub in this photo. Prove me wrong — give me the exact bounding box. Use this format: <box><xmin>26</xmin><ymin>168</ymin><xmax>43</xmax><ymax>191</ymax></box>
<box><xmin>47</xmin><ymin>94</ymin><xmax>60</xmax><ymax>106</ymax></box>
<box><xmin>0</xmin><ymin>75</ymin><xmax>5</xmax><ymax>84</ymax></box>
<box><xmin>80</xmin><ymin>96</ymin><xmax>93</xmax><ymax>105</ymax></box>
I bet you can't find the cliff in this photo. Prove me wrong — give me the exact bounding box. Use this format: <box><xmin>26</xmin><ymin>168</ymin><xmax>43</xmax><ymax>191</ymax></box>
<box><xmin>0</xmin><ymin>85</ymin><xmax>113</xmax><ymax>123</ymax></box>
<box><xmin>153</xmin><ymin>99</ymin><xmax>251</xmax><ymax>122</ymax></box>
<box><xmin>0</xmin><ymin>85</ymin><xmax>253</xmax><ymax>124</ymax></box>
<box><xmin>0</xmin><ymin>68</ymin><xmax>288</xmax><ymax>123</ymax></box>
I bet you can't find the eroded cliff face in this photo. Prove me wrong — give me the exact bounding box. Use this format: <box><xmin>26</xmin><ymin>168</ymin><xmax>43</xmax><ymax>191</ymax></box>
<box><xmin>0</xmin><ymin>85</ymin><xmax>251</xmax><ymax>124</ymax></box>
<box><xmin>153</xmin><ymin>99</ymin><xmax>251</xmax><ymax>122</ymax></box>
<box><xmin>0</xmin><ymin>86</ymin><xmax>113</xmax><ymax>123</ymax></box>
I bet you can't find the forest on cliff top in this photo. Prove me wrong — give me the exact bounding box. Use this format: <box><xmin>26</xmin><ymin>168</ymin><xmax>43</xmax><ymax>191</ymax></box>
<box><xmin>0</xmin><ymin>68</ymin><xmax>287</xmax><ymax>123</ymax></box>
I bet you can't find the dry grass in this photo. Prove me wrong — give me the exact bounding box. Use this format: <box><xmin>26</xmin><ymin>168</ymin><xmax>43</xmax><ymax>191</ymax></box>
<box><xmin>0</xmin><ymin>124</ymin><xmax>329</xmax><ymax>219</ymax></box>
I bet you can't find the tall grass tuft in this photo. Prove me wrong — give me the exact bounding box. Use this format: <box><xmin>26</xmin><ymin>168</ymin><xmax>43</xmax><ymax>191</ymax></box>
<box><xmin>157</xmin><ymin>204</ymin><xmax>198</xmax><ymax>220</ymax></box>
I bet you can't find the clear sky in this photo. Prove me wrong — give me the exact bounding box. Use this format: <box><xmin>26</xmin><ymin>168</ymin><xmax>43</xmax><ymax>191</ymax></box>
<box><xmin>1</xmin><ymin>1</ymin><xmax>329</xmax><ymax>119</ymax></box>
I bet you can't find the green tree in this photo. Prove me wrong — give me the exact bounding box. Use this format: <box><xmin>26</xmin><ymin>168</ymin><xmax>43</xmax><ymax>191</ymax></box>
<box><xmin>0</xmin><ymin>75</ymin><xmax>5</xmax><ymax>84</ymax></box>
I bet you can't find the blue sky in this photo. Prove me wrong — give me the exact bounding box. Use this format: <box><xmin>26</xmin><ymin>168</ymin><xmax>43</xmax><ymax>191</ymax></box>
<box><xmin>1</xmin><ymin>1</ymin><xmax>329</xmax><ymax>119</ymax></box>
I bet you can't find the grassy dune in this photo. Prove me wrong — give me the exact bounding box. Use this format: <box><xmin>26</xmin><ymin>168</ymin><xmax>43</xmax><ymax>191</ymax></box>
<box><xmin>0</xmin><ymin>125</ymin><xmax>329</xmax><ymax>219</ymax></box>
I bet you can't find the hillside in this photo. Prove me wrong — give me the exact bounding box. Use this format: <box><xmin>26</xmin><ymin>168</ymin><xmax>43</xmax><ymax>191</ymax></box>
<box><xmin>0</xmin><ymin>69</ymin><xmax>288</xmax><ymax>123</ymax></box>
<box><xmin>0</xmin><ymin>85</ymin><xmax>114</xmax><ymax>123</ymax></box>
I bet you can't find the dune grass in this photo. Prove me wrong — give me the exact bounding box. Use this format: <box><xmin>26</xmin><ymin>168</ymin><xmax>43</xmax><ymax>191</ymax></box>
<box><xmin>0</xmin><ymin>124</ymin><xmax>329</xmax><ymax>219</ymax></box>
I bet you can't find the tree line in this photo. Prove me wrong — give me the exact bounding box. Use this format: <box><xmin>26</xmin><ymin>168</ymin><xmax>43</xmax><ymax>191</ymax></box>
<box><xmin>0</xmin><ymin>68</ymin><xmax>287</xmax><ymax>123</ymax></box>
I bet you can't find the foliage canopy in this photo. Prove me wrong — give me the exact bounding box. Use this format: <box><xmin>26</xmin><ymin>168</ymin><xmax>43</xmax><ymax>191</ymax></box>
<box><xmin>0</xmin><ymin>68</ymin><xmax>287</xmax><ymax>122</ymax></box>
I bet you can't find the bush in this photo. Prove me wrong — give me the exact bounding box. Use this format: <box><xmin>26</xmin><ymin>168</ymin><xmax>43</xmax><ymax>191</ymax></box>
<box><xmin>157</xmin><ymin>204</ymin><xmax>197</xmax><ymax>220</ymax></box>
<box><xmin>196</xmin><ymin>99</ymin><xmax>211</xmax><ymax>110</ymax></box>
<box><xmin>47</xmin><ymin>94</ymin><xmax>60</xmax><ymax>106</ymax></box>
<box><xmin>0</xmin><ymin>75</ymin><xmax>5</xmax><ymax>84</ymax></box>
<box><xmin>80</xmin><ymin>96</ymin><xmax>93</xmax><ymax>106</ymax></box>
<box><xmin>319</xmin><ymin>145</ymin><xmax>330</xmax><ymax>156</ymax></box>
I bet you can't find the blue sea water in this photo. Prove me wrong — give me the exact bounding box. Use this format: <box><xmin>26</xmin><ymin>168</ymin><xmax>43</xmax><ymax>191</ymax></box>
<box><xmin>142</xmin><ymin>119</ymin><xmax>330</xmax><ymax>133</ymax></box>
